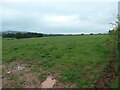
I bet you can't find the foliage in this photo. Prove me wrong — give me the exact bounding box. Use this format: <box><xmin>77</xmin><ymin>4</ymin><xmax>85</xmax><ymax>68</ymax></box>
<box><xmin>108</xmin><ymin>20</ymin><xmax>119</xmax><ymax>88</ymax></box>
<box><xmin>16</xmin><ymin>33</ymin><xmax>23</xmax><ymax>39</ymax></box>
<box><xmin>2</xmin><ymin>32</ymin><xmax>43</xmax><ymax>39</ymax></box>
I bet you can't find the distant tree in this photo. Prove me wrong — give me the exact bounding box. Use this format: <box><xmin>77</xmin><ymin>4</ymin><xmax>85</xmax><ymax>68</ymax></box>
<box><xmin>90</xmin><ymin>33</ymin><xmax>94</xmax><ymax>35</ymax></box>
<box><xmin>15</xmin><ymin>33</ymin><xmax>23</xmax><ymax>39</ymax></box>
<box><xmin>81</xmin><ymin>33</ymin><xmax>84</xmax><ymax>35</ymax></box>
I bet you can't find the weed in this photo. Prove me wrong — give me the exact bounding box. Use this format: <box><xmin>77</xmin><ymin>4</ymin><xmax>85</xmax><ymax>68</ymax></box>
<box><xmin>38</xmin><ymin>72</ymin><xmax>48</xmax><ymax>82</ymax></box>
<box><xmin>31</xmin><ymin>68</ymin><xmax>40</xmax><ymax>72</ymax></box>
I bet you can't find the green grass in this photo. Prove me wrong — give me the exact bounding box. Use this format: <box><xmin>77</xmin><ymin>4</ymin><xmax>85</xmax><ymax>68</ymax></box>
<box><xmin>2</xmin><ymin>35</ymin><xmax>111</xmax><ymax>88</ymax></box>
<box><xmin>108</xmin><ymin>62</ymin><xmax>118</xmax><ymax>88</ymax></box>
<box><xmin>109</xmin><ymin>77</ymin><xmax>118</xmax><ymax>88</ymax></box>
<box><xmin>2</xmin><ymin>38</ymin><xmax>16</xmax><ymax>40</ymax></box>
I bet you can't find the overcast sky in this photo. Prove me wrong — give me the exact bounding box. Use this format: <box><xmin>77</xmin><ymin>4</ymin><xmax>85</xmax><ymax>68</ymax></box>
<box><xmin>1</xmin><ymin>0</ymin><xmax>118</xmax><ymax>34</ymax></box>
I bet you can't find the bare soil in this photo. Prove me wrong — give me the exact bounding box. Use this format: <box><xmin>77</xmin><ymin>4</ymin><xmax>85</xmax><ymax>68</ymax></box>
<box><xmin>2</xmin><ymin>60</ymin><xmax>76</xmax><ymax>88</ymax></box>
<box><xmin>2</xmin><ymin>60</ymin><xmax>42</xmax><ymax>88</ymax></box>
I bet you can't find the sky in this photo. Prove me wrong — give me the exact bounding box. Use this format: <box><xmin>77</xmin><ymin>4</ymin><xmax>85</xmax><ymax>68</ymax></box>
<box><xmin>0</xmin><ymin>0</ymin><xmax>119</xmax><ymax>34</ymax></box>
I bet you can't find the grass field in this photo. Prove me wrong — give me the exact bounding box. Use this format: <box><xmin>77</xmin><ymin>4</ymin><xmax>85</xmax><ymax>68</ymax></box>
<box><xmin>2</xmin><ymin>35</ymin><xmax>112</xmax><ymax>88</ymax></box>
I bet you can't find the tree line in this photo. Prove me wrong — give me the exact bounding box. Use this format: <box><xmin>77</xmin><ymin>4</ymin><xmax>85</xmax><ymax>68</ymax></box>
<box><xmin>2</xmin><ymin>32</ymin><xmax>43</xmax><ymax>39</ymax></box>
<box><xmin>2</xmin><ymin>32</ymin><xmax>108</xmax><ymax>39</ymax></box>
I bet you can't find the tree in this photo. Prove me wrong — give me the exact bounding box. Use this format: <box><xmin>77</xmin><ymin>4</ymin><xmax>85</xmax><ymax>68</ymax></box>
<box><xmin>90</xmin><ymin>33</ymin><xmax>93</xmax><ymax>35</ymax></box>
<box><xmin>15</xmin><ymin>33</ymin><xmax>23</xmax><ymax>39</ymax></box>
<box><xmin>108</xmin><ymin>18</ymin><xmax>119</xmax><ymax>61</ymax></box>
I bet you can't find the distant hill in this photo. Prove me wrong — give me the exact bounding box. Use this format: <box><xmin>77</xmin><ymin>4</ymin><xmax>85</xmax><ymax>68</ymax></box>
<box><xmin>2</xmin><ymin>30</ymin><xmax>29</xmax><ymax>34</ymax></box>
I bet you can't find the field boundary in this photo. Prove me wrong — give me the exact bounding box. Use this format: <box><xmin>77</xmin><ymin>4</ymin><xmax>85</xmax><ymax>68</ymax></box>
<box><xmin>94</xmin><ymin>49</ymin><xmax>118</xmax><ymax>88</ymax></box>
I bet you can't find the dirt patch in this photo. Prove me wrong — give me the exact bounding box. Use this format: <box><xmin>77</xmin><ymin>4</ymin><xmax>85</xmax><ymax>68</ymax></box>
<box><xmin>2</xmin><ymin>60</ymin><xmax>41</xmax><ymax>88</ymax></box>
<box><xmin>2</xmin><ymin>60</ymin><xmax>76</xmax><ymax>88</ymax></box>
<box><xmin>20</xmin><ymin>73</ymin><xmax>41</xmax><ymax>88</ymax></box>
<box><xmin>2</xmin><ymin>60</ymin><xmax>28</xmax><ymax>74</ymax></box>
<box><xmin>54</xmin><ymin>82</ymin><xmax>76</xmax><ymax>88</ymax></box>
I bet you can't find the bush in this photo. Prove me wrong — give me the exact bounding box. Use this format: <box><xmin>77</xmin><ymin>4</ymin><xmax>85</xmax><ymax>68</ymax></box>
<box><xmin>90</xmin><ymin>33</ymin><xmax>94</xmax><ymax>35</ymax></box>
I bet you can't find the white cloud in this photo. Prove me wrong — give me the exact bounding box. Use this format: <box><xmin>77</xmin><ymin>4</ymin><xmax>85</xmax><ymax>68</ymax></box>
<box><xmin>2</xmin><ymin>2</ymin><xmax>117</xmax><ymax>34</ymax></box>
<box><xmin>43</xmin><ymin>15</ymin><xmax>79</xmax><ymax>23</ymax></box>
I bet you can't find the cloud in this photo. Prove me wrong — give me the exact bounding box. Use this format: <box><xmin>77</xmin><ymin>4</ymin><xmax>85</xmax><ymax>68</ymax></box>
<box><xmin>2</xmin><ymin>2</ymin><xmax>117</xmax><ymax>34</ymax></box>
<box><xmin>44</xmin><ymin>15</ymin><xmax>79</xmax><ymax>23</ymax></box>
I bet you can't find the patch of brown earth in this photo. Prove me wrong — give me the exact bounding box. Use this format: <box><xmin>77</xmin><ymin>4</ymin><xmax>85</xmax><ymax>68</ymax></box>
<box><xmin>2</xmin><ymin>60</ymin><xmax>28</xmax><ymax>75</ymax></box>
<box><xmin>2</xmin><ymin>60</ymin><xmax>77</xmax><ymax>88</ymax></box>
<box><xmin>20</xmin><ymin>73</ymin><xmax>41</xmax><ymax>88</ymax></box>
<box><xmin>2</xmin><ymin>60</ymin><xmax>41</xmax><ymax>88</ymax></box>
<box><xmin>54</xmin><ymin>82</ymin><xmax>76</xmax><ymax>88</ymax></box>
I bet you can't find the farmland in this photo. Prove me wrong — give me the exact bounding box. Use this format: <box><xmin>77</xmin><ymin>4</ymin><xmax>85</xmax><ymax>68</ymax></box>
<box><xmin>2</xmin><ymin>34</ymin><xmax>117</xmax><ymax>88</ymax></box>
